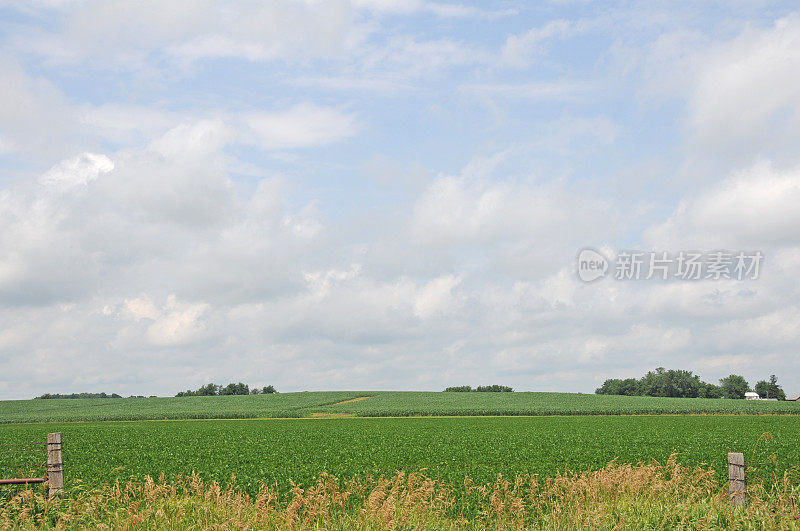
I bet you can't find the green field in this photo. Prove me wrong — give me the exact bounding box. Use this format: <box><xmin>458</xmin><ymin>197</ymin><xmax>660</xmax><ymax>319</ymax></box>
<box><xmin>3</xmin><ymin>397</ymin><xmax>800</xmax><ymax>527</ymax></box>
<box><xmin>313</xmin><ymin>391</ymin><xmax>800</xmax><ymax>417</ymax></box>
<box><xmin>2</xmin><ymin>391</ymin><xmax>799</xmax><ymax>424</ymax></box>
<box><xmin>0</xmin><ymin>392</ymin><xmax>362</xmax><ymax>423</ymax></box>
<box><xmin>1</xmin><ymin>416</ymin><xmax>797</xmax><ymax>497</ymax></box>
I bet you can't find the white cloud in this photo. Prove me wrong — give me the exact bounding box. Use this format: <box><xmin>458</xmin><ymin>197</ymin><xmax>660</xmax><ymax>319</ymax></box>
<box><xmin>688</xmin><ymin>15</ymin><xmax>800</xmax><ymax>156</ymax></box>
<box><xmin>410</xmin><ymin>170</ymin><xmax>605</xmax><ymax>248</ymax></box>
<box><xmin>39</xmin><ymin>152</ymin><xmax>114</xmax><ymax>190</ymax></box>
<box><xmin>20</xmin><ymin>1</ymin><xmax>359</xmax><ymax>65</ymax></box>
<box><xmin>352</xmin><ymin>0</ymin><xmax>513</xmax><ymax>19</ymax></box>
<box><xmin>145</xmin><ymin>295</ymin><xmax>210</xmax><ymax>347</ymax></box>
<box><xmin>244</xmin><ymin>104</ymin><xmax>359</xmax><ymax>150</ymax></box>
<box><xmin>639</xmin><ymin>14</ymin><xmax>800</xmax><ymax>164</ymax></box>
<box><xmin>0</xmin><ymin>119</ymin><xmax>323</xmax><ymax>311</ymax></box>
<box><xmin>646</xmin><ymin>162</ymin><xmax>800</xmax><ymax>248</ymax></box>
<box><xmin>413</xmin><ymin>275</ymin><xmax>461</xmax><ymax>318</ymax></box>
<box><xmin>710</xmin><ymin>306</ymin><xmax>800</xmax><ymax>349</ymax></box>
<box><xmin>0</xmin><ymin>54</ymin><xmax>77</xmax><ymax>159</ymax></box>
<box><xmin>121</xmin><ymin>295</ymin><xmax>160</xmax><ymax>322</ymax></box>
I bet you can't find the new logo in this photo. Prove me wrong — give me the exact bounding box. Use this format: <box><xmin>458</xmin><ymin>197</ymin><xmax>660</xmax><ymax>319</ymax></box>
<box><xmin>577</xmin><ymin>248</ymin><xmax>608</xmax><ymax>282</ymax></box>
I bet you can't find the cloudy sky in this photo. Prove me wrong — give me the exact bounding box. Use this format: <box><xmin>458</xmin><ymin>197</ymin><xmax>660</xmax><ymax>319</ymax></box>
<box><xmin>1</xmin><ymin>1</ymin><xmax>800</xmax><ymax>399</ymax></box>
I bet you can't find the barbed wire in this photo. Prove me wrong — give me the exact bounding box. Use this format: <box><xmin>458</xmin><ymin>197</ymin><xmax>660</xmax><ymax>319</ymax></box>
<box><xmin>0</xmin><ymin>439</ymin><xmax>49</xmax><ymax>482</ymax></box>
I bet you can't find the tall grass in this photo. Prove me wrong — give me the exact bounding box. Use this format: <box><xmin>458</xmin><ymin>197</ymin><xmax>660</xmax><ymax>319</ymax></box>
<box><xmin>2</xmin><ymin>455</ymin><xmax>799</xmax><ymax>529</ymax></box>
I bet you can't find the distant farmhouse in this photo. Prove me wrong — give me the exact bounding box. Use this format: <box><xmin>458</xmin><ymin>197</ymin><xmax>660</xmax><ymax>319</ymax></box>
<box><xmin>790</xmin><ymin>391</ymin><xmax>800</xmax><ymax>402</ymax></box>
<box><xmin>745</xmin><ymin>392</ymin><xmax>778</xmax><ymax>401</ymax></box>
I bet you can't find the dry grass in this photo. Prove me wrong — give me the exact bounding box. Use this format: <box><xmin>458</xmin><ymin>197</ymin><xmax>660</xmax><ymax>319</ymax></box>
<box><xmin>2</xmin><ymin>455</ymin><xmax>800</xmax><ymax>529</ymax></box>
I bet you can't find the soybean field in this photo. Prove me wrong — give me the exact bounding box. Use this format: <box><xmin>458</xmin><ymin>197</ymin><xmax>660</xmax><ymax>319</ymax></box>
<box><xmin>1</xmin><ymin>416</ymin><xmax>798</xmax><ymax>498</ymax></box>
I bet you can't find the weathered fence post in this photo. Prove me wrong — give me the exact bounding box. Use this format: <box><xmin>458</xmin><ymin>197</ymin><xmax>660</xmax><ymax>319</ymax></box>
<box><xmin>47</xmin><ymin>432</ymin><xmax>63</xmax><ymax>496</ymax></box>
<box><xmin>728</xmin><ymin>452</ymin><xmax>746</xmax><ymax>507</ymax></box>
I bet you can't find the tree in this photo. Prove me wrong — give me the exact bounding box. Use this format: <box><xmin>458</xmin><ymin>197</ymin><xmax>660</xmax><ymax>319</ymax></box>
<box><xmin>596</xmin><ymin>378</ymin><xmax>641</xmax><ymax>396</ymax></box>
<box><xmin>699</xmin><ymin>382</ymin><xmax>723</xmax><ymax>399</ymax></box>
<box><xmin>35</xmin><ymin>392</ymin><xmax>123</xmax><ymax>399</ymax></box>
<box><xmin>475</xmin><ymin>385</ymin><xmax>513</xmax><ymax>392</ymax></box>
<box><xmin>617</xmin><ymin>378</ymin><xmax>642</xmax><ymax>396</ymax></box>
<box><xmin>594</xmin><ymin>368</ymin><xmax>759</xmax><ymax>400</ymax></box>
<box><xmin>262</xmin><ymin>385</ymin><xmax>277</xmax><ymax>394</ymax></box>
<box><xmin>638</xmin><ymin>368</ymin><xmax>702</xmax><ymax>398</ymax></box>
<box><xmin>220</xmin><ymin>382</ymin><xmax>249</xmax><ymax>395</ymax></box>
<box><xmin>755</xmin><ymin>375</ymin><xmax>786</xmax><ymax>400</ymax></box>
<box><xmin>197</xmin><ymin>383</ymin><xmax>219</xmax><ymax>396</ymax></box>
<box><xmin>444</xmin><ymin>386</ymin><xmax>472</xmax><ymax>392</ymax></box>
<box><xmin>596</xmin><ymin>379</ymin><xmax>621</xmax><ymax>395</ymax></box>
<box><xmin>719</xmin><ymin>374</ymin><xmax>750</xmax><ymax>399</ymax></box>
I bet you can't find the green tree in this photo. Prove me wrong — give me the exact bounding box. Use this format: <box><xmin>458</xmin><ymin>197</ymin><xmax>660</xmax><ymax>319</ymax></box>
<box><xmin>719</xmin><ymin>374</ymin><xmax>750</xmax><ymax>399</ymax></box>
<box><xmin>475</xmin><ymin>385</ymin><xmax>513</xmax><ymax>392</ymax></box>
<box><xmin>639</xmin><ymin>368</ymin><xmax>701</xmax><ymax>398</ymax></box>
<box><xmin>699</xmin><ymin>382</ymin><xmax>723</xmax><ymax>399</ymax></box>
<box><xmin>220</xmin><ymin>382</ymin><xmax>249</xmax><ymax>395</ymax></box>
<box><xmin>444</xmin><ymin>386</ymin><xmax>472</xmax><ymax>392</ymax></box>
<box><xmin>595</xmin><ymin>378</ymin><xmax>641</xmax><ymax>396</ymax></box>
<box><xmin>262</xmin><ymin>385</ymin><xmax>277</xmax><ymax>394</ymax></box>
<box><xmin>755</xmin><ymin>375</ymin><xmax>786</xmax><ymax>400</ymax></box>
<box><xmin>197</xmin><ymin>383</ymin><xmax>219</xmax><ymax>396</ymax></box>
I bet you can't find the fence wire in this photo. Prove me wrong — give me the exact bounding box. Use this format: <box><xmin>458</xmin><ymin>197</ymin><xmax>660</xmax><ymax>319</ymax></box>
<box><xmin>0</xmin><ymin>440</ymin><xmax>47</xmax><ymax>481</ymax></box>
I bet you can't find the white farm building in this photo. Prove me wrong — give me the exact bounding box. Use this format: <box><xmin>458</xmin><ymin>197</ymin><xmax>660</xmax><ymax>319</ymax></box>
<box><xmin>745</xmin><ymin>391</ymin><xmax>778</xmax><ymax>401</ymax></box>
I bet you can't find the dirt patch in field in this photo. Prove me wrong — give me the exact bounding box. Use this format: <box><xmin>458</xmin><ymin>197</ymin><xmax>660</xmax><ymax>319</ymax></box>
<box><xmin>331</xmin><ymin>396</ymin><xmax>372</xmax><ymax>405</ymax></box>
<box><xmin>309</xmin><ymin>412</ymin><xmax>356</xmax><ymax>418</ymax></box>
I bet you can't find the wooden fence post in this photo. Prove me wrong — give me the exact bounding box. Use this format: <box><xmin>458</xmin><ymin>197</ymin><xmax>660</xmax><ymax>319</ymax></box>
<box><xmin>728</xmin><ymin>452</ymin><xmax>746</xmax><ymax>507</ymax></box>
<box><xmin>47</xmin><ymin>433</ymin><xmax>63</xmax><ymax>496</ymax></box>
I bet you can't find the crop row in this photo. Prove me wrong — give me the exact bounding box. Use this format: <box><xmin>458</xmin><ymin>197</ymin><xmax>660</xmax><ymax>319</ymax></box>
<box><xmin>316</xmin><ymin>391</ymin><xmax>800</xmax><ymax>416</ymax></box>
<box><xmin>0</xmin><ymin>392</ymin><xmax>362</xmax><ymax>424</ymax></box>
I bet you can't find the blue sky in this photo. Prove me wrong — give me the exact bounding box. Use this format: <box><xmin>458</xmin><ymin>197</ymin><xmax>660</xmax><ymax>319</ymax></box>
<box><xmin>1</xmin><ymin>1</ymin><xmax>800</xmax><ymax>399</ymax></box>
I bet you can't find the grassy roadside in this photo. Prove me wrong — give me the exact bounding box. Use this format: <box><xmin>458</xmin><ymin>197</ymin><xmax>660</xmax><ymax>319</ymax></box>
<box><xmin>2</xmin><ymin>456</ymin><xmax>799</xmax><ymax>529</ymax></box>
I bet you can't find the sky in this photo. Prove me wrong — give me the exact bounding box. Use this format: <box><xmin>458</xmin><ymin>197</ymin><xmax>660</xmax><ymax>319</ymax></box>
<box><xmin>1</xmin><ymin>1</ymin><xmax>800</xmax><ymax>399</ymax></box>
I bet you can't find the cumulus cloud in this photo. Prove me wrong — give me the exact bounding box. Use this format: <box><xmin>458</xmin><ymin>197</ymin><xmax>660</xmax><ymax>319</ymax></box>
<box><xmin>0</xmin><ymin>120</ymin><xmax>325</xmax><ymax>309</ymax></box>
<box><xmin>646</xmin><ymin>162</ymin><xmax>800</xmax><ymax>249</ymax></box>
<box><xmin>411</xmin><ymin>176</ymin><xmax>563</xmax><ymax>245</ymax></box>
<box><xmin>144</xmin><ymin>296</ymin><xmax>210</xmax><ymax>347</ymax></box>
<box><xmin>409</xmin><ymin>162</ymin><xmax>615</xmax><ymax>260</ymax></box>
<box><xmin>688</xmin><ymin>15</ymin><xmax>800</xmax><ymax>157</ymax></box>
<box><xmin>639</xmin><ymin>14</ymin><xmax>800</xmax><ymax>166</ymax></box>
<box><xmin>39</xmin><ymin>152</ymin><xmax>114</xmax><ymax>190</ymax></box>
<box><xmin>413</xmin><ymin>275</ymin><xmax>462</xmax><ymax>318</ymax></box>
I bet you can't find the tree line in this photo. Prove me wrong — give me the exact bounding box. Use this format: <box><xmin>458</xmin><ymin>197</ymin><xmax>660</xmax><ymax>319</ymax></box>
<box><xmin>36</xmin><ymin>392</ymin><xmax>123</xmax><ymax>399</ymax></box>
<box><xmin>444</xmin><ymin>385</ymin><xmax>513</xmax><ymax>392</ymax></box>
<box><xmin>175</xmin><ymin>383</ymin><xmax>277</xmax><ymax>397</ymax></box>
<box><xmin>595</xmin><ymin>368</ymin><xmax>786</xmax><ymax>400</ymax></box>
